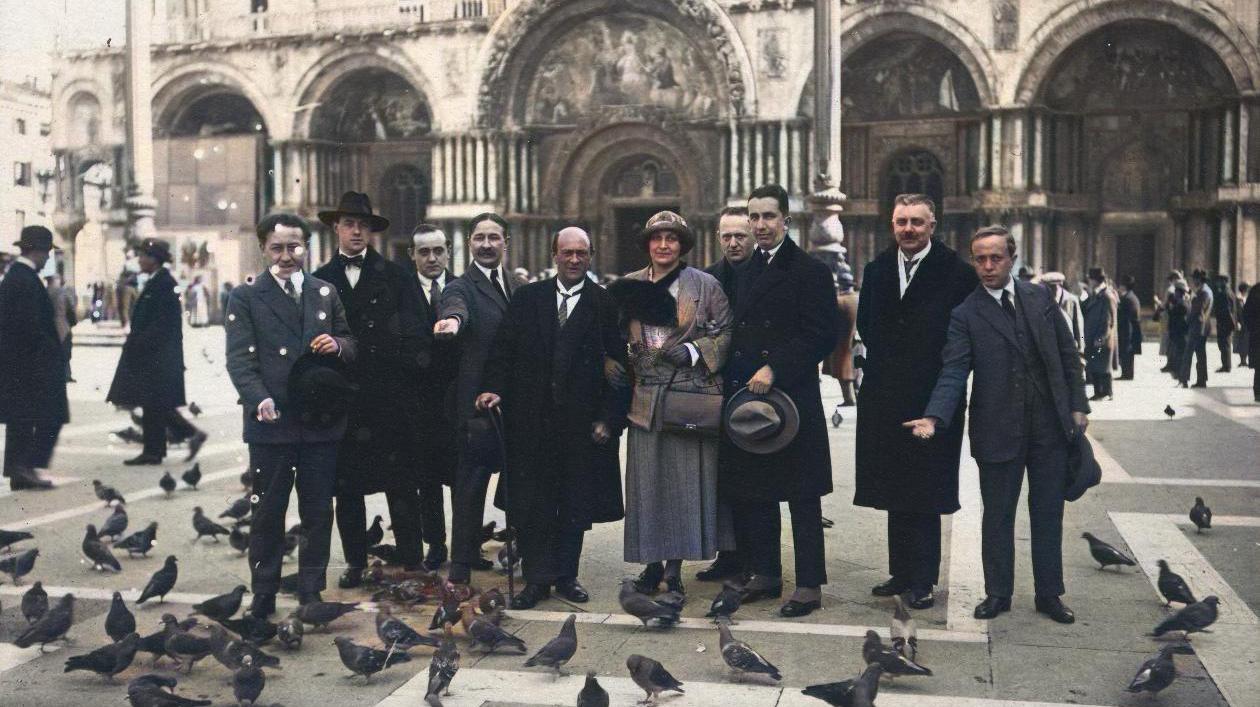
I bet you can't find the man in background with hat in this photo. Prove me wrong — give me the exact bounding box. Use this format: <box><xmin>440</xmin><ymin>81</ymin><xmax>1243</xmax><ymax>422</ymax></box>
<box><xmin>1181</xmin><ymin>269</ymin><xmax>1214</xmax><ymax>388</ymax></box>
<box><xmin>1081</xmin><ymin>268</ymin><xmax>1117</xmax><ymax>401</ymax></box>
<box><xmin>0</xmin><ymin>226</ymin><xmax>66</xmax><ymax>490</ymax></box>
<box><xmin>720</xmin><ymin>184</ymin><xmax>840</xmax><ymax>618</ymax></box>
<box><xmin>226</xmin><ymin>213</ymin><xmax>357</xmax><ymax>615</ymax></box>
<box><xmin>433</xmin><ymin>212</ymin><xmax>515</xmax><ymax>585</ymax></box>
<box><xmin>1041</xmin><ymin>272</ymin><xmax>1084</xmax><ymax>354</ymax></box>
<box><xmin>107</xmin><ymin>237</ymin><xmax>208</xmax><ymax>465</ymax></box>
<box><xmin>313</xmin><ymin>191</ymin><xmax>429</xmax><ymax>588</ymax></box>
<box><xmin>1116</xmin><ymin>275</ymin><xmax>1143</xmax><ymax>381</ymax></box>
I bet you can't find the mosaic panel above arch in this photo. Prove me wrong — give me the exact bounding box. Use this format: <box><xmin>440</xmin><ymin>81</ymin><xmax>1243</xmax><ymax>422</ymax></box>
<box><xmin>309</xmin><ymin>68</ymin><xmax>432</xmax><ymax>142</ymax></box>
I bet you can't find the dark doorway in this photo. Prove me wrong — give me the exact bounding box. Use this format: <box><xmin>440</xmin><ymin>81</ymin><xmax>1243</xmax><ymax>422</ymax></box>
<box><xmin>381</xmin><ymin>164</ymin><xmax>427</xmax><ymax>250</ymax></box>
<box><xmin>881</xmin><ymin>149</ymin><xmax>945</xmax><ymax>222</ymax></box>
<box><xmin>612</xmin><ymin>205</ymin><xmax>677</xmax><ymax>277</ymax></box>
<box><xmin>1113</xmin><ymin>232</ymin><xmax>1156</xmax><ymax>306</ymax></box>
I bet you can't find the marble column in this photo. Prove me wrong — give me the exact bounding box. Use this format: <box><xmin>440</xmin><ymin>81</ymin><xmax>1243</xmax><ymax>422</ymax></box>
<box><xmin>123</xmin><ymin>0</ymin><xmax>157</xmax><ymax>240</ymax></box>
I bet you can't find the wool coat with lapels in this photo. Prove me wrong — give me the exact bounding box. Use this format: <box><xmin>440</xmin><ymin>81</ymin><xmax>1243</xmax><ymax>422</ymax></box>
<box><xmin>225</xmin><ymin>271</ymin><xmax>357</xmax><ymax>445</ymax></box>
<box><xmin>313</xmin><ymin>246</ymin><xmax>426</xmax><ymax>493</ymax></box>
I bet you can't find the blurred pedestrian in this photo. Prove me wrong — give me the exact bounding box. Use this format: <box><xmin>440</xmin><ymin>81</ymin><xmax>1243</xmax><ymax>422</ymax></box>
<box><xmin>823</xmin><ymin>264</ymin><xmax>858</xmax><ymax>407</ymax></box>
<box><xmin>1153</xmin><ymin>271</ymin><xmax>1183</xmax><ymax>371</ymax></box>
<box><xmin>1241</xmin><ymin>281</ymin><xmax>1260</xmax><ymax>400</ymax></box>
<box><xmin>1041</xmin><ymin>272</ymin><xmax>1084</xmax><ymax>354</ymax></box>
<box><xmin>1212</xmin><ymin>274</ymin><xmax>1238</xmax><ymax>373</ymax></box>
<box><xmin>1180</xmin><ymin>270</ymin><xmax>1213</xmax><ymax>388</ymax></box>
<box><xmin>1237</xmin><ymin>282</ymin><xmax>1250</xmax><ymax>368</ymax></box>
<box><xmin>1082</xmin><ymin>268</ymin><xmax>1116</xmax><ymax>400</ymax></box>
<box><xmin>46</xmin><ymin>274</ymin><xmax>77</xmax><ymax>382</ymax></box>
<box><xmin>1116</xmin><ymin>275</ymin><xmax>1142</xmax><ymax>381</ymax></box>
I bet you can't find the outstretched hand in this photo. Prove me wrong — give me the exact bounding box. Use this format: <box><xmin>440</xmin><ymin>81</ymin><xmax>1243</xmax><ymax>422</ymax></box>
<box><xmin>902</xmin><ymin>417</ymin><xmax>937</xmax><ymax>440</ymax></box>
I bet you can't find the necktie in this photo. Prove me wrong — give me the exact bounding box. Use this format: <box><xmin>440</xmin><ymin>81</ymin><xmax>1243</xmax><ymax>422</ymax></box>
<box><xmin>284</xmin><ymin>278</ymin><xmax>300</xmax><ymax>304</ymax></box>
<box><xmin>759</xmin><ymin>249</ymin><xmax>771</xmax><ymax>265</ymax></box>
<box><xmin>339</xmin><ymin>253</ymin><xmax>364</xmax><ymax>268</ymax></box>
<box><xmin>903</xmin><ymin>257</ymin><xmax>919</xmax><ymax>278</ymax></box>
<box><xmin>557</xmin><ymin>290</ymin><xmax>575</xmax><ymax>327</ymax></box>
<box><xmin>1001</xmin><ymin>289</ymin><xmax>1017</xmax><ymax>322</ymax></box>
<box><xmin>490</xmin><ymin>269</ymin><xmax>509</xmax><ymax>302</ymax></box>
<box><xmin>429</xmin><ymin>278</ymin><xmax>440</xmax><ymax>305</ymax></box>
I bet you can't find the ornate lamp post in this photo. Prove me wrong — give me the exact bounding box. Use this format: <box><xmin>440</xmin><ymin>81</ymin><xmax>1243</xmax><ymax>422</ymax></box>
<box><xmin>807</xmin><ymin>0</ymin><xmax>847</xmax><ymax>273</ymax></box>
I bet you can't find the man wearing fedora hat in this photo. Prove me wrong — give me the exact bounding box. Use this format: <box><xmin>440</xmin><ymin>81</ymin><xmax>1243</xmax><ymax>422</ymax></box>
<box><xmin>0</xmin><ymin>226</ymin><xmax>66</xmax><ymax>490</ymax></box>
<box><xmin>313</xmin><ymin>191</ymin><xmax>430</xmax><ymax>587</ymax></box>
<box><xmin>1081</xmin><ymin>268</ymin><xmax>1117</xmax><ymax>401</ymax></box>
<box><xmin>720</xmin><ymin>184</ymin><xmax>841</xmax><ymax>618</ymax></box>
<box><xmin>107</xmin><ymin>238</ymin><xmax>208</xmax><ymax>466</ymax></box>
<box><xmin>226</xmin><ymin>213</ymin><xmax>357</xmax><ymax>615</ymax></box>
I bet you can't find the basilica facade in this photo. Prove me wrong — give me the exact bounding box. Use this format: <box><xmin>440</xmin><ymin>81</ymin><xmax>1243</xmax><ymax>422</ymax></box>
<box><xmin>49</xmin><ymin>0</ymin><xmax>1260</xmax><ymax>305</ymax></box>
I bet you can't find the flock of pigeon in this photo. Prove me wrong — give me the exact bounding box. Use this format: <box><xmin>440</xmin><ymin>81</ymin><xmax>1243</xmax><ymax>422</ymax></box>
<box><xmin>0</xmin><ymin>462</ymin><xmax>1232</xmax><ymax>706</ymax></box>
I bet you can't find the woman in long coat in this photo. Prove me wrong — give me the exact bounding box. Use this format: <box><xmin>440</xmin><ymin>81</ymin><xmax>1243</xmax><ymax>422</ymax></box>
<box><xmin>822</xmin><ymin>267</ymin><xmax>859</xmax><ymax>406</ymax></box>
<box><xmin>609</xmin><ymin>211</ymin><xmax>733</xmax><ymax>595</ymax></box>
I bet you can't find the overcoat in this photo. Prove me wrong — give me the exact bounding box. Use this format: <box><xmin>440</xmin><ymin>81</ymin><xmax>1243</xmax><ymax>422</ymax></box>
<box><xmin>106</xmin><ymin>267</ymin><xmax>187</xmax><ymax>410</ymax></box>
<box><xmin>720</xmin><ymin>236</ymin><xmax>840</xmax><ymax>502</ymax></box>
<box><xmin>822</xmin><ymin>289</ymin><xmax>859</xmax><ymax>381</ymax></box>
<box><xmin>0</xmin><ymin>261</ymin><xmax>68</xmax><ymax>425</ymax></box>
<box><xmin>436</xmin><ymin>264</ymin><xmax>514</xmax><ymax>427</ymax></box>
<box><xmin>411</xmin><ymin>269</ymin><xmax>457</xmax><ymax>486</ymax></box>
<box><xmin>313</xmin><ymin>248</ymin><xmax>426</xmax><ymax>493</ymax></box>
<box><xmin>1082</xmin><ymin>286</ymin><xmax>1118</xmax><ymax>376</ymax></box>
<box><xmin>853</xmin><ymin>241</ymin><xmax>977</xmax><ymax>514</ymax></box>
<box><xmin>1243</xmin><ymin>290</ymin><xmax>1260</xmax><ymax>359</ymax></box>
<box><xmin>1117</xmin><ymin>289</ymin><xmax>1143</xmax><ymax>357</ymax></box>
<box><xmin>482</xmin><ymin>278</ymin><xmax>627</xmax><ymax>529</ymax></box>
<box><xmin>704</xmin><ymin>258</ymin><xmax>743</xmax><ymax>305</ymax></box>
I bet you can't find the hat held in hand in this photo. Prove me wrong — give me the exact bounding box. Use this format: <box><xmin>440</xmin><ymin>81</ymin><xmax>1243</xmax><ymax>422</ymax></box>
<box><xmin>724</xmin><ymin>387</ymin><xmax>800</xmax><ymax>455</ymax></box>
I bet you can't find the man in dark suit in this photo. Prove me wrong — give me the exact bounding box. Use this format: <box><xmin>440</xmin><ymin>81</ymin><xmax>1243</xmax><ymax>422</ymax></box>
<box><xmin>1116</xmin><ymin>275</ymin><xmax>1143</xmax><ymax>381</ymax></box>
<box><xmin>697</xmin><ymin>205</ymin><xmax>752</xmax><ymax>582</ymax></box>
<box><xmin>854</xmin><ymin>194</ymin><xmax>978</xmax><ymax>608</ymax></box>
<box><xmin>1212</xmin><ymin>274</ymin><xmax>1238</xmax><ymax>373</ymax></box>
<box><xmin>1081</xmin><ymin>268</ymin><xmax>1116</xmax><ymax>400</ymax></box>
<box><xmin>476</xmin><ymin>227</ymin><xmax>627</xmax><ymax>608</ymax></box>
<box><xmin>720</xmin><ymin>184</ymin><xmax>841</xmax><ymax>618</ymax></box>
<box><xmin>906</xmin><ymin>225</ymin><xmax>1089</xmax><ymax>624</ymax></box>
<box><xmin>108</xmin><ymin>238</ymin><xmax>207</xmax><ymax>465</ymax></box>
<box><xmin>408</xmin><ymin>224</ymin><xmax>456</xmax><ymax>571</ymax></box>
<box><xmin>0</xmin><ymin>226</ymin><xmax>66</xmax><ymax>490</ymax></box>
<box><xmin>225</xmin><ymin>213</ymin><xmax>357</xmax><ymax>615</ymax></box>
<box><xmin>313</xmin><ymin>192</ymin><xmax>428</xmax><ymax>588</ymax></box>
<box><xmin>1242</xmin><ymin>282</ymin><xmax>1260</xmax><ymax>400</ymax></box>
<box><xmin>1181</xmin><ymin>269</ymin><xmax>1214</xmax><ymax>388</ymax></box>
<box><xmin>434</xmin><ymin>212</ymin><xmax>515</xmax><ymax>584</ymax></box>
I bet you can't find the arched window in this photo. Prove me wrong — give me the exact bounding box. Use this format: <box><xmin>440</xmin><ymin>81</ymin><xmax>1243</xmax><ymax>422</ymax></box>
<box><xmin>883</xmin><ymin>150</ymin><xmax>945</xmax><ymax>214</ymax></box>
<box><xmin>382</xmin><ymin>164</ymin><xmax>427</xmax><ymax>240</ymax></box>
<box><xmin>68</xmin><ymin>93</ymin><xmax>102</xmax><ymax>147</ymax></box>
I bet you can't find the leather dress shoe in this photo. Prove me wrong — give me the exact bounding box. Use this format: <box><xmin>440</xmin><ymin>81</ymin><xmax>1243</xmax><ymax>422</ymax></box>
<box><xmin>510</xmin><ymin>583</ymin><xmax>551</xmax><ymax>609</ymax></box>
<box><xmin>338</xmin><ymin>568</ymin><xmax>363</xmax><ymax>589</ymax></box>
<box><xmin>7</xmin><ymin>467</ymin><xmax>53</xmax><ymax>490</ymax></box>
<box><xmin>906</xmin><ymin>586</ymin><xmax>935</xmax><ymax>609</ymax></box>
<box><xmin>664</xmin><ymin>576</ymin><xmax>685</xmax><ymax>595</ymax></box>
<box><xmin>249</xmin><ymin>593</ymin><xmax>276</xmax><ymax>619</ymax></box>
<box><xmin>423</xmin><ymin>543</ymin><xmax>448</xmax><ymax>571</ymax></box>
<box><xmin>871</xmin><ymin>577</ymin><xmax>909</xmax><ymax>597</ymax></box>
<box><xmin>973</xmin><ymin>595</ymin><xmax>1011</xmax><ymax>619</ymax></box>
<box><xmin>185</xmin><ymin>431</ymin><xmax>208</xmax><ymax>461</ymax></box>
<box><xmin>633</xmin><ymin>562</ymin><xmax>664</xmax><ymax>594</ymax></box>
<box><xmin>298</xmin><ymin>591</ymin><xmax>323</xmax><ymax>605</ymax></box>
<box><xmin>1035</xmin><ymin>595</ymin><xmax>1076</xmax><ymax>624</ymax></box>
<box><xmin>695</xmin><ymin>556</ymin><xmax>743</xmax><ymax>582</ymax></box>
<box><xmin>739</xmin><ymin>582</ymin><xmax>783</xmax><ymax>603</ymax></box>
<box><xmin>779</xmin><ymin>599</ymin><xmax>821</xmax><ymax>617</ymax></box>
<box><xmin>554</xmin><ymin>578</ymin><xmax>589</xmax><ymax>603</ymax></box>
<box><xmin>123</xmin><ymin>454</ymin><xmax>163</xmax><ymax>466</ymax></box>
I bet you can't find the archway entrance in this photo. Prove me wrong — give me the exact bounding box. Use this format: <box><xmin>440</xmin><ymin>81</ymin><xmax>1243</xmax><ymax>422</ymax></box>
<box><xmin>601</xmin><ymin>156</ymin><xmax>682</xmax><ymax>275</ymax></box>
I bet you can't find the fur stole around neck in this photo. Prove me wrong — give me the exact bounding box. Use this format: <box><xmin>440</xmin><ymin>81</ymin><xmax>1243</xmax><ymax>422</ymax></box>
<box><xmin>607</xmin><ymin>265</ymin><xmax>685</xmax><ymax>327</ymax></box>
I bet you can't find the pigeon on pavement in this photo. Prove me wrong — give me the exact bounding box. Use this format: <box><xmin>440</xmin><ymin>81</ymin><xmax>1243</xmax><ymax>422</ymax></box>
<box><xmin>127</xmin><ymin>672</ymin><xmax>178</xmax><ymax>695</ymax></box>
<box><xmin>229</xmin><ymin>524</ymin><xmax>251</xmax><ymax>555</ymax></box>
<box><xmin>462</xmin><ymin>610</ymin><xmax>527</xmax><ymax>653</ymax></box>
<box><xmin>0</xmin><ymin>547</ymin><xmax>39</xmax><ymax>584</ymax></box>
<box><xmin>233</xmin><ymin>654</ymin><xmax>266</xmax><ymax>706</ymax></box>
<box><xmin>376</xmin><ymin>606</ymin><xmax>439</xmax><ymax>650</ymax></box>
<box><xmin>429</xmin><ymin>581</ymin><xmax>463</xmax><ymax>630</ymax></box>
<box><xmin>192</xmin><ymin>585</ymin><xmax>247</xmax><ymax>622</ymax></box>
<box><xmin>802</xmin><ymin>664</ymin><xmax>882</xmax><ymax>706</ymax></box>
<box><xmin>1081</xmin><ymin>532</ymin><xmax>1137</xmax><ymax>570</ymax></box>
<box><xmin>138</xmin><ymin>556</ymin><xmax>179</xmax><ymax>603</ymax></box>
<box><xmin>82</xmin><ymin>524</ymin><xmax>122</xmax><ymax>571</ymax></box>
<box><xmin>21</xmin><ymin>580</ymin><xmax>48</xmax><ymax>623</ymax></box>
<box><xmin>161</xmin><ymin>613</ymin><xmax>214</xmax><ymax>673</ymax></box>
<box><xmin>209</xmin><ymin>625</ymin><xmax>281</xmax><ymax>671</ymax></box>
<box><xmin>1126</xmin><ymin>645</ymin><xmax>1177</xmax><ymax>695</ymax></box>
<box><xmin>0</xmin><ymin>528</ymin><xmax>34</xmax><ymax>553</ymax></box>
<box><xmin>705</xmin><ymin>582</ymin><xmax>742</xmax><ymax>623</ymax></box>
<box><xmin>127</xmin><ymin>684</ymin><xmax>212</xmax><ymax>707</ymax></box>
<box><xmin>862</xmin><ymin>629</ymin><xmax>932</xmax><ymax>678</ymax></box>
<box><xmin>619</xmin><ymin>578</ymin><xmax>681</xmax><ymax>627</ymax></box>
<box><xmin>477</xmin><ymin>587</ymin><xmax>505</xmax><ymax>615</ymax></box>
<box><xmin>93</xmin><ymin>480</ymin><xmax>126</xmax><ymax>506</ymax></box>
<box><xmin>239</xmin><ymin>469</ymin><xmax>253</xmax><ymax>490</ymax></box>
<box><xmin>831</xmin><ymin>406</ymin><xmax>843</xmax><ymax>427</ymax></box>
<box><xmin>188</xmin><ymin>402</ymin><xmax>203</xmax><ymax>417</ymax></box>
<box><xmin>117</xmin><ymin>522</ymin><xmax>159</xmax><ymax>558</ymax></box>
<box><xmin>576</xmin><ymin>671</ymin><xmax>609</xmax><ymax>707</ymax></box>
<box><xmin>523</xmin><ymin>614</ymin><xmax>577</xmax><ymax>675</ymax></box>
<box><xmin>333</xmin><ymin>636</ymin><xmax>411</xmax><ymax>681</ymax></box>
<box><xmin>64</xmin><ymin>632</ymin><xmax>140</xmax><ymax>681</ymax></box>
<box><xmin>424</xmin><ymin>626</ymin><xmax>459</xmax><ymax>707</ymax></box>
<box><xmin>365</xmin><ymin>515</ymin><xmax>384</xmax><ymax>547</ymax></box>
<box><xmin>216</xmin><ymin>615</ymin><xmax>277</xmax><ymax>646</ymax></box>
<box><xmin>219</xmin><ymin>496</ymin><xmax>251</xmax><ymax>521</ymax></box>
<box><xmin>106</xmin><ymin>591</ymin><xmax>137</xmax><ymax>642</ymax></box>
<box><xmin>1164</xmin><ymin>405</ymin><xmax>1175</xmax><ymax>418</ymax></box>
<box><xmin>1157</xmin><ymin>560</ymin><xmax>1197</xmax><ymax>608</ymax></box>
<box><xmin>719</xmin><ymin>623</ymin><xmax>781</xmax><ymax>682</ymax></box>
<box><xmin>1153</xmin><ymin>596</ymin><xmax>1219</xmax><ymax>638</ymax></box>
<box><xmin>1190</xmin><ymin>497</ymin><xmax>1212</xmax><ymax>533</ymax></box>
<box><xmin>159</xmin><ymin>472</ymin><xmax>176</xmax><ymax>497</ymax></box>
<box><xmin>181</xmin><ymin>463</ymin><xmax>201</xmax><ymax>490</ymax></box>
<box><xmin>890</xmin><ymin>594</ymin><xmax>918</xmax><ymax>660</ymax></box>
<box><xmin>626</xmin><ymin>654</ymin><xmax>685</xmax><ymax>703</ymax></box>
<box><xmin>192</xmin><ymin>507</ymin><xmax>230</xmax><ymax>543</ymax></box>
<box><xmin>99</xmin><ymin>506</ymin><xmax>129</xmax><ymax>541</ymax></box>
<box><xmin>276</xmin><ymin>613</ymin><xmax>303</xmax><ymax>650</ymax></box>
<box><xmin>294</xmin><ymin>601</ymin><xmax>360</xmax><ymax>630</ymax></box>
<box><xmin>282</xmin><ymin>525</ymin><xmax>304</xmax><ymax>558</ymax></box>
<box><xmin>16</xmin><ymin>593</ymin><xmax>74</xmax><ymax>651</ymax></box>
<box><xmin>368</xmin><ymin>543</ymin><xmax>403</xmax><ymax>565</ymax></box>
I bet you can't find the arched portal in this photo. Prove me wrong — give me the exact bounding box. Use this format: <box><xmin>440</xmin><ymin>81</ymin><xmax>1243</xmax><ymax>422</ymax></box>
<box><xmin>380</xmin><ymin>164</ymin><xmax>428</xmax><ymax>258</ymax></box>
<box><xmin>880</xmin><ymin>149</ymin><xmax>946</xmax><ymax>223</ymax></box>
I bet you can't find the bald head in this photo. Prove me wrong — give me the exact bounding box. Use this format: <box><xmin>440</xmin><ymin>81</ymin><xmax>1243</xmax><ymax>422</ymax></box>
<box><xmin>553</xmin><ymin>226</ymin><xmax>593</xmax><ymax>287</ymax></box>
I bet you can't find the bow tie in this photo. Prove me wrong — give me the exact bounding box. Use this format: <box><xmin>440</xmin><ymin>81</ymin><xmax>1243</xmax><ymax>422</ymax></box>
<box><xmin>339</xmin><ymin>253</ymin><xmax>364</xmax><ymax>268</ymax></box>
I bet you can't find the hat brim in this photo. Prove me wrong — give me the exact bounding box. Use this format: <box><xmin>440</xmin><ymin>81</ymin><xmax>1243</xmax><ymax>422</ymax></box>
<box><xmin>317</xmin><ymin>211</ymin><xmax>391</xmax><ymax>232</ymax></box>
<box><xmin>13</xmin><ymin>240</ymin><xmax>61</xmax><ymax>252</ymax></box>
<box><xmin>724</xmin><ymin>387</ymin><xmax>800</xmax><ymax>455</ymax></box>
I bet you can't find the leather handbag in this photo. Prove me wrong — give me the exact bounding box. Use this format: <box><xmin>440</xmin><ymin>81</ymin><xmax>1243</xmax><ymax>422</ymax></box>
<box><xmin>658</xmin><ymin>366</ymin><xmax>723</xmax><ymax>434</ymax></box>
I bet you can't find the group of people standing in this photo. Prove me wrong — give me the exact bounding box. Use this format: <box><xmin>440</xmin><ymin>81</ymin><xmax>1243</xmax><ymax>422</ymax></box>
<box><xmin>1155</xmin><ymin>269</ymin><xmax>1258</xmax><ymax>398</ymax></box>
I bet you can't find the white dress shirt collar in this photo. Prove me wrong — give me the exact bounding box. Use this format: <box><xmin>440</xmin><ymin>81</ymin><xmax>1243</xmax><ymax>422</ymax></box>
<box><xmin>417</xmin><ymin>271</ymin><xmax>446</xmax><ymax>303</ymax></box>
<box><xmin>338</xmin><ymin>248</ymin><xmax>365</xmax><ymax>264</ymax></box>
<box><xmin>270</xmin><ymin>269</ymin><xmax>304</xmax><ymax>293</ymax></box>
<box><xmin>985</xmin><ymin>276</ymin><xmax>1016</xmax><ymax>303</ymax></box>
<box><xmin>897</xmin><ymin>240</ymin><xmax>932</xmax><ymax>297</ymax></box>
<box><xmin>16</xmin><ymin>256</ymin><xmax>39</xmax><ymax>273</ymax></box>
<box><xmin>760</xmin><ymin>238</ymin><xmax>786</xmax><ymax>262</ymax></box>
<box><xmin>474</xmin><ymin>261</ymin><xmax>504</xmax><ymax>284</ymax></box>
<box><xmin>556</xmin><ymin>278</ymin><xmax>585</xmax><ymax>297</ymax></box>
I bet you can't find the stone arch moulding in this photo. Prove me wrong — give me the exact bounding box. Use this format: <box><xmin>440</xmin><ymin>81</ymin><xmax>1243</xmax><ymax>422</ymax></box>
<box><xmin>151</xmin><ymin>61</ymin><xmax>276</xmax><ymax>138</ymax></box>
<box><xmin>1014</xmin><ymin>0</ymin><xmax>1259</xmax><ymax>105</ymax></box>
<box><xmin>53</xmin><ymin>79</ymin><xmax>110</xmax><ymax>147</ymax></box>
<box><xmin>475</xmin><ymin>0</ymin><xmax>757</xmax><ymax>129</ymax></box>
<box><xmin>290</xmin><ymin>46</ymin><xmax>437</xmax><ymax>139</ymax></box>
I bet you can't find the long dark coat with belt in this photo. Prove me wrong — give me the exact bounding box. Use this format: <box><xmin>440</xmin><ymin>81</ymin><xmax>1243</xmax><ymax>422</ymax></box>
<box><xmin>853</xmin><ymin>241</ymin><xmax>977</xmax><ymax>514</ymax></box>
<box><xmin>313</xmin><ymin>248</ymin><xmax>426</xmax><ymax>494</ymax></box>
<box><xmin>0</xmin><ymin>261</ymin><xmax>68</xmax><ymax>425</ymax></box>
<box><xmin>106</xmin><ymin>267</ymin><xmax>187</xmax><ymax>411</ymax></box>
<box><xmin>481</xmin><ymin>278</ymin><xmax>627</xmax><ymax>529</ymax></box>
<box><xmin>411</xmin><ymin>269</ymin><xmax>457</xmax><ymax>486</ymax></box>
<box><xmin>1117</xmin><ymin>289</ymin><xmax>1143</xmax><ymax>357</ymax></box>
<box><xmin>1082</xmin><ymin>286</ymin><xmax>1117</xmax><ymax>377</ymax></box>
<box><xmin>720</xmin><ymin>236</ymin><xmax>841</xmax><ymax>502</ymax></box>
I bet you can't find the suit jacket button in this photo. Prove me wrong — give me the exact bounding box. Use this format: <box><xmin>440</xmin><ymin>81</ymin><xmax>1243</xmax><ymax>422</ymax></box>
<box><xmin>761</xmin><ymin>350</ymin><xmax>769</xmax><ymax>358</ymax></box>
<box><xmin>733</xmin><ymin>351</ymin><xmax>742</xmax><ymax>358</ymax></box>
<box><xmin>367</xmin><ymin>321</ymin><xmax>375</xmax><ymax>328</ymax></box>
